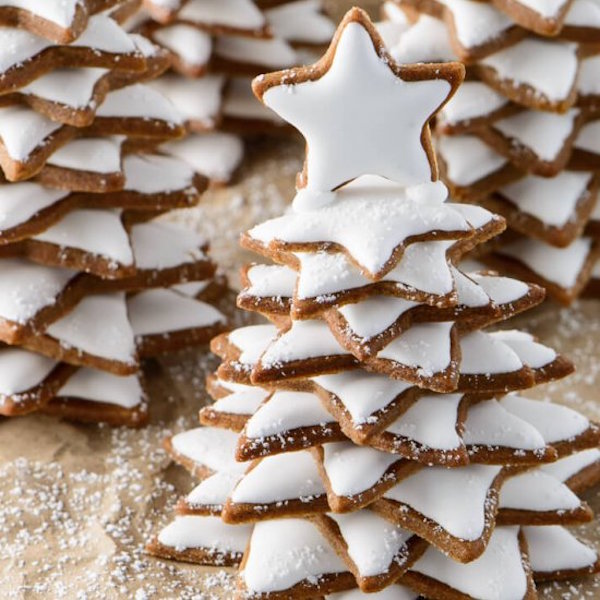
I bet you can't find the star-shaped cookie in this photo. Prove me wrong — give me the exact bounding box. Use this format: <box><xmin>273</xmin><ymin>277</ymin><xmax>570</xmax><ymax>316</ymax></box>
<box><xmin>252</xmin><ymin>7</ymin><xmax>464</xmax><ymax>191</ymax></box>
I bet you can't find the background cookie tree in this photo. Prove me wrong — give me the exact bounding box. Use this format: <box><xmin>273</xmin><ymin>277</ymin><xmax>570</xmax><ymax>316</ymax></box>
<box><xmin>128</xmin><ymin>0</ymin><xmax>335</xmax><ymax>186</ymax></box>
<box><xmin>0</xmin><ymin>0</ymin><xmax>228</xmax><ymax>425</ymax></box>
<box><xmin>147</xmin><ymin>9</ymin><xmax>600</xmax><ymax>599</ymax></box>
<box><xmin>377</xmin><ymin>0</ymin><xmax>600</xmax><ymax>304</ymax></box>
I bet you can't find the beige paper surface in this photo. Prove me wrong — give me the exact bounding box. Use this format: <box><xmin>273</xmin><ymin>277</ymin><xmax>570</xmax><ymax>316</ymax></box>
<box><xmin>0</xmin><ymin>121</ymin><xmax>598</xmax><ymax>600</ymax></box>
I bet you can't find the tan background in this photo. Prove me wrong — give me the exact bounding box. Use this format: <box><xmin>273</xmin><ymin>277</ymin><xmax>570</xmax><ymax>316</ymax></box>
<box><xmin>2</xmin><ymin>3</ymin><xmax>600</xmax><ymax>598</ymax></box>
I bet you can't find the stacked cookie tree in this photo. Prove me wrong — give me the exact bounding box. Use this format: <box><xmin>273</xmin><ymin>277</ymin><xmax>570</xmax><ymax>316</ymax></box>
<box><xmin>377</xmin><ymin>0</ymin><xmax>600</xmax><ymax>304</ymax></box>
<box><xmin>148</xmin><ymin>10</ymin><xmax>600</xmax><ymax>599</ymax></box>
<box><xmin>128</xmin><ymin>0</ymin><xmax>335</xmax><ymax>185</ymax></box>
<box><xmin>0</xmin><ymin>1</ymin><xmax>227</xmax><ymax>426</ymax></box>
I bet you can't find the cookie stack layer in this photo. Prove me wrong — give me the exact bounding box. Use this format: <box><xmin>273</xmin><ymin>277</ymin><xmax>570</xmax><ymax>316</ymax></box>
<box><xmin>127</xmin><ymin>0</ymin><xmax>335</xmax><ymax>185</ymax></box>
<box><xmin>147</xmin><ymin>10</ymin><xmax>600</xmax><ymax>599</ymax></box>
<box><xmin>0</xmin><ymin>0</ymin><xmax>227</xmax><ymax>425</ymax></box>
<box><xmin>378</xmin><ymin>0</ymin><xmax>600</xmax><ymax>304</ymax></box>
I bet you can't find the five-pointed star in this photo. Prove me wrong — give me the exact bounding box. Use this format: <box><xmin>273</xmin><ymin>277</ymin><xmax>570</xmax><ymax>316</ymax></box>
<box><xmin>252</xmin><ymin>8</ymin><xmax>463</xmax><ymax>192</ymax></box>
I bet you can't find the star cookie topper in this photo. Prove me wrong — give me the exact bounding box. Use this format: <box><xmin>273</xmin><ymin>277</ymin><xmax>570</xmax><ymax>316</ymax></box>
<box><xmin>252</xmin><ymin>7</ymin><xmax>465</xmax><ymax>192</ymax></box>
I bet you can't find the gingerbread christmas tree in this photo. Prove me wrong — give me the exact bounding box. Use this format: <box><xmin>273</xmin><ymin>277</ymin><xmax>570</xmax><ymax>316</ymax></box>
<box><xmin>0</xmin><ymin>1</ymin><xmax>227</xmax><ymax>426</ymax></box>
<box><xmin>147</xmin><ymin>8</ymin><xmax>600</xmax><ymax>599</ymax></box>
<box><xmin>123</xmin><ymin>0</ymin><xmax>335</xmax><ymax>185</ymax></box>
<box><xmin>377</xmin><ymin>0</ymin><xmax>600</xmax><ymax>304</ymax></box>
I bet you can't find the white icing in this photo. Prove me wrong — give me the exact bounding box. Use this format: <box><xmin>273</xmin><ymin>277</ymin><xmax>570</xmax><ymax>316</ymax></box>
<box><xmin>452</xmin><ymin>268</ymin><xmax>490</xmax><ymax>308</ymax></box>
<box><xmin>463</xmin><ymin>399</ymin><xmax>546</xmax><ymax>450</ymax></box>
<box><xmin>412</xmin><ymin>526</ymin><xmax>527</xmax><ymax>600</ymax></box>
<box><xmin>438</xmin><ymin>135</ymin><xmax>507</xmax><ymax>186</ymax></box>
<box><xmin>57</xmin><ymin>368</ymin><xmax>143</xmax><ymax>409</ymax></box>
<box><xmin>178</xmin><ymin>0</ymin><xmax>265</xmax><ymax>30</ymax></box>
<box><xmin>390</xmin><ymin>15</ymin><xmax>456</xmax><ymax>63</ymax></box>
<box><xmin>500</xmin><ymin>470</ymin><xmax>580</xmax><ymax>511</ymax></box>
<box><xmin>0</xmin><ymin>182</ymin><xmax>67</xmax><ymax>232</ymax></box>
<box><xmin>524</xmin><ymin>526</ymin><xmax>597</xmax><ymax>573</ymax></box>
<box><xmin>215</xmin><ymin>34</ymin><xmax>298</xmax><ymax>68</ymax></box>
<box><xmin>162</xmin><ymin>132</ymin><xmax>244</xmax><ymax>182</ymax></box>
<box><xmin>123</xmin><ymin>154</ymin><xmax>196</xmax><ymax>194</ymax></box>
<box><xmin>541</xmin><ymin>448</ymin><xmax>600</xmax><ymax>482</ymax></box>
<box><xmin>0</xmin><ymin>347</ymin><xmax>56</xmax><ymax>395</ymax></box>
<box><xmin>210</xmin><ymin>388</ymin><xmax>268</xmax><ymax>416</ymax></box>
<box><xmin>439</xmin><ymin>81</ymin><xmax>508</xmax><ymax>126</ymax></box>
<box><xmin>0</xmin><ymin>29</ymin><xmax>51</xmax><ymax>74</ymax></box>
<box><xmin>186</xmin><ymin>471</ymin><xmax>241</xmax><ymax>508</ymax></box>
<box><xmin>1</xmin><ymin>0</ymin><xmax>79</xmax><ymax>28</ymax></box>
<box><xmin>384</xmin><ymin>464</ymin><xmax>502</xmax><ymax>540</ymax></box>
<box><xmin>21</xmin><ymin>67</ymin><xmax>108</xmax><ymax>108</ymax></box>
<box><xmin>228</xmin><ymin>324</ymin><xmax>277</xmax><ymax>365</ymax></box>
<box><xmin>438</xmin><ymin>0</ymin><xmax>513</xmax><ymax>48</ymax></box>
<box><xmin>377</xmin><ymin>322</ymin><xmax>454</xmax><ymax>376</ymax></box>
<box><xmin>245</xmin><ymin>264</ymin><xmax>296</xmax><ymax>299</ymax></box>
<box><xmin>158</xmin><ymin>515</ymin><xmax>251</xmax><ymax>554</ymax></box>
<box><xmin>295</xmin><ymin>240</ymin><xmax>454</xmax><ymax>299</ymax></box>
<box><xmin>468</xmin><ymin>273</ymin><xmax>529</xmax><ymax>305</ymax></box>
<box><xmin>266</xmin><ymin>0</ymin><xmax>335</xmax><ymax>44</ymax></box>
<box><xmin>515</xmin><ymin>0</ymin><xmax>569</xmax><ymax>17</ymax></box>
<box><xmin>171</xmin><ymin>280</ymin><xmax>210</xmax><ymax>297</ymax></box>
<box><xmin>249</xmin><ymin>177</ymin><xmax>469</xmax><ymax>277</ymax></box>
<box><xmin>170</xmin><ymin>427</ymin><xmax>244</xmax><ymax>474</ymax></box>
<box><xmin>262</xmin><ymin>22</ymin><xmax>452</xmax><ymax>190</ymax></box>
<box><xmin>498</xmin><ymin>236</ymin><xmax>592</xmax><ymax>289</ymax></box>
<box><xmin>243</xmin><ymin>519</ymin><xmax>347</xmax><ymax>593</ymax></box>
<box><xmin>244</xmin><ymin>390</ymin><xmax>334</xmax><ymax>439</ymax></box>
<box><xmin>459</xmin><ymin>330</ymin><xmax>523</xmax><ymax>374</ymax></box>
<box><xmin>0</xmin><ymin>259</ymin><xmax>73</xmax><ymax>323</ymax></box>
<box><xmin>127</xmin><ymin>289</ymin><xmax>224</xmax><ymax>336</ymax></box>
<box><xmin>313</xmin><ymin>371</ymin><xmax>412</xmax><ymax>425</ymax></box>
<box><xmin>152</xmin><ymin>24</ymin><xmax>212</xmax><ymax>67</ymax></box>
<box><xmin>71</xmin><ymin>15</ymin><xmax>137</xmax><ymax>54</ymax></box>
<box><xmin>578</xmin><ymin>56</ymin><xmax>600</xmax><ymax>96</ymax></box>
<box><xmin>35</xmin><ymin>209</ymin><xmax>134</xmax><ymax>266</ymax></box>
<box><xmin>565</xmin><ymin>0</ymin><xmax>600</xmax><ymax>25</ymax></box>
<box><xmin>499</xmin><ymin>394</ymin><xmax>589</xmax><ymax>443</ymax></box>
<box><xmin>231</xmin><ymin>451</ymin><xmax>324</xmax><ymax>504</ymax></box>
<box><xmin>97</xmin><ymin>84</ymin><xmax>182</xmax><ymax>124</ymax></box>
<box><xmin>0</xmin><ymin>105</ymin><xmax>60</xmax><ymax>161</ymax></box>
<box><xmin>260</xmin><ymin>320</ymin><xmax>348</xmax><ymax>367</ymax></box>
<box><xmin>329</xmin><ymin>511</ymin><xmax>412</xmax><ymax>577</ymax></box>
<box><xmin>489</xmin><ymin>330</ymin><xmax>556</xmax><ymax>369</ymax></box>
<box><xmin>493</xmin><ymin>109</ymin><xmax>579</xmax><ymax>162</ymax></box>
<box><xmin>46</xmin><ymin>293</ymin><xmax>136</xmax><ymax>363</ymax></box>
<box><xmin>338</xmin><ymin>296</ymin><xmax>419</xmax><ymax>340</ymax></box>
<box><xmin>499</xmin><ymin>171</ymin><xmax>591</xmax><ymax>227</ymax></box>
<box><xmin>48</xmin><ymin>137</ymin><xmax>123</xmax><ymax>174</ymax></box>
<box><xmin>481</xmin><ymin>39</ymin><xmax>578</xmax><ymax>102</ymax></box>
<box><xmin>385</xmin><ymin>394</ymin><xmax>463</xmax><ymax>450</ymax></box>
<box><xmin>322</xmin><ymin>442</ymin><xmax>399</xmax><ymax>496</ymax></box>
<box><xmin>149</xmin><ymin>75</ymin><xmax>224</xmax><ymax>126</ymax></box>
<box><xmin>575</xmin><ymin>120</ymin><xmax>600</xmax><ymax>154</ymax></box>
<box><xmin>130</xmin><ymin>220</ymin><xmax>206</xmax><ymax>270</ymax></box>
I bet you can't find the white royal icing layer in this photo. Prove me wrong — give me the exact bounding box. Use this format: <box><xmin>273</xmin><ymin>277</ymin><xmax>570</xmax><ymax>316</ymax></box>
<box><xmin>481</xmin><ymin>39</ymin><xmax>578</xmax><ymax>102</ymax></box>
<box><xmin>231</xmin><ymin>451</ymin><xmax>324</xmax><ymax>504</ymax></box>
<box><xmin>384</xmin><ymin>464</ymin><xmax>502</xmax><ymax>540</ymax></box>
<box><xmin>244</xmin><ymin>390</ymin><xmax>334</xmax><ymax>439</ymax></box>
<box><xmin>158</xmin><ymin>515</ymin><xmax>251</xmax><ymax>554</ymax></box>
<box><xmin>243</xmin><ymin>519</ymin><xmax>347</xmax><ymax>593</ymax></box>
<box><xmin>58</xmin><ymin>368</ymin><xmax>144</xmax><ymax>408</ymax></box>
<box><xmin>412</xmin><ymin>526</ymin><xmax>527</xmax><ymax>600</ymax></box>
<box><xmin>0</xmin><ymin>347</ymin><xmax>56</xmax><ymax>395</ymax></box>
<box><xmin>170</xmin><ymin>426</ymin><xmax>244</xmax><ymax>474</ymax></box>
